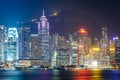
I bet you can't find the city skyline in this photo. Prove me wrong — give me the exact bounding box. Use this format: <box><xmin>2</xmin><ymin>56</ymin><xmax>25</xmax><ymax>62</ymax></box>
<box><xmin>0</xmin><ymin>8</ymin><xmax>119</xmax><ymax>69</ymax></box>
<box><xmin>0</xmin><ymin>1</ymin><xmax>120</xmax><ymax>79</ymax></box>
<box><xmin>0</xmin><ymin>0</ymin><xmax>120</xmax><ymax>39</ymax></box>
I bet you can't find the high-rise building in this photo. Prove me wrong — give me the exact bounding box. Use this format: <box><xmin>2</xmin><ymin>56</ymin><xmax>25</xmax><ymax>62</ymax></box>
<box><xmin>0</xmin><ymin>25</ymin><xmax>7</xmax><ymax>62</ymax></box>
<box><xmin>50</xmin><ymin>34</ymin><xmax>59</xmax><ymax>67</ymax></box>
<box><xmin>6</xmin><ymin>28</ymin><xmax>18</xmax><ymax>62</ymax></box>
<box><xmin>70</xmin><ymin>41</ymin><xmax>78</xmax><ymax>66</ymax></box>
<box><xmin>56</xmin><ymin>49</ymin><xmax>70</xmax><ymax>66</ymax></box>
<box><xmin>101</xmin><ymin>27</ymin><xmax>109</xmax><ymax>54</ymax></box>
<box><xmin>56</xmin><ymin>36</ymin><xmax>70</xmax><ymax>66</ymax></box>
<box><xmin>115</xmin><ymin>41</ymin><xmax>120</xmax><ymax>62</ymax></box>
<box><xmin>109</xmin><ymin>39</ymin><xmax>115</xmax><ymax>65</ymax></box>
<box><xmin>18</xmin><ymin>26</ymin><xmax>30</xmax><ymax>60</ymax></box>
<box><xmin>37</xmin><ymin>10</ymin><xmax>50</xmax><ymax>64</ymax></box>
<box><xmin>30</xmin><ymin>34</ymin><xmax>42</xmax><ymax>59</ymax></box>
<box><xmin>100</xmin><ymin>27</ymin><xmax>110</xmax><ymax>68</ymax></box>
<box><xmin>77</xmin><ymin>28</ymin><xmax>90</xmax><ymax>66</ymax></box>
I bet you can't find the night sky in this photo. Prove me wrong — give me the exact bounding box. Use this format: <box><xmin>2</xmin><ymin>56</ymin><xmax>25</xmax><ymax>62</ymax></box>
<box><xmin>0</xmin><ymin>0</ymin><xmax>120</xmax><ymax>39</ymax></box>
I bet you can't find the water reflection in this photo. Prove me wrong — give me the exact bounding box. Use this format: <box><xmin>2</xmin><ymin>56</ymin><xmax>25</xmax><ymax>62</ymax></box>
<box><xmin>0</xmin><ymin>70</ymin><xmax>119</xmax><ymax>80</ymax></box>
<box><xmin>0</xmin><ymin>71</ymin><xmax>25</xmax><ymax>80</ymax></box>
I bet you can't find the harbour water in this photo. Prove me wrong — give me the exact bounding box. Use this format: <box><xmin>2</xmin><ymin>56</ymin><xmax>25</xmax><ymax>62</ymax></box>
<box><xmin>0</xmin><ymin>69</ymin><xmax>120</xmax><ymax>80</ymax></box>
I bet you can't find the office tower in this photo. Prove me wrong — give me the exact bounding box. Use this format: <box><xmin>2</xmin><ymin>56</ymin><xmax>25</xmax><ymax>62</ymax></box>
<box><xmin>30</xmin><ymin>34</ymin><xmax>42</xmax><ymax>59</ymax></box>
<box><xmin>56</xmin><ymin>36</ymin><xmax>70</xmax><ymax>66</ymax></box>
<box><xmin>77</xmin><ymin>28</ymin><xmax>89</xmax><ymax>66</ymax></box>
<box><xmin>109</xmin><ymin>39</ymin><xmax>115</xmax><ymax>65</ymax></box>
<box><xmin>115</xmin><ymin>41</ymin><xmax>120</xmax><ymax>62</ymax></box>
<box><xmin>100</xmin><ymin>27</ymin><xmax>110</xmax><ymax>68</ymax></box>
<box><xmin>50</xmin><ymin>34</ymin><xmax>59</xmax><ymax>67</ymax></box>
<box><xmin>37</xmin><ymin>10</ymin><xmax>50</xmax><ymax>64</ymax></box>
<box><xmin>0</xmin><ymin>25</ymin><xmax>7</xmax><ymax>62</ymax></box>
<box><xmin>68</xmin><ymin>34</ymin><xmax>78</xmax><ymax>66</ymax></box>
<box><xmin>101</xmin><ymin>27</ymin><xmax>109</xmax><ymax>54</ymax></box>
<box><xmin>6</xmin><ymin>28</ymin><xmax>18</xmax><ymax>62</ymax></box>
<box><xmin>70</xmin><ymin>41</ymin><xmax>78</xmax><ymax>66</ymax></box>
<box><xmin>18</xmin><ymin>26</ymin><xmax>30</xmax><ymax>60</ymax></box>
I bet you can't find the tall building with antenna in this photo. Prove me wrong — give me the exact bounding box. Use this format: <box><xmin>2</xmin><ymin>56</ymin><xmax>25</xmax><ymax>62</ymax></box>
<box><xmin>37</xmin><ymin>9</ymin><xmax>49</xmax><ymax>35</ymax></box>
<box><xmin>37</xmin><ymin>9</ymin><xmax>50</xmax><ymax>65</ymax></box>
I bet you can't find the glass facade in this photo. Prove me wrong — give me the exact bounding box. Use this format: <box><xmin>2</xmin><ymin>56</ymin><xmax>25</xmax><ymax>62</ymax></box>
<box><xmin>6</xmin><ymin>28</ymin><xmax>18</xmax><ymax>62</ymax></box>
<box><xmin>18</xmin><ymin>26</ymin><xmax>30</xmax><ymax>60</ymax></box>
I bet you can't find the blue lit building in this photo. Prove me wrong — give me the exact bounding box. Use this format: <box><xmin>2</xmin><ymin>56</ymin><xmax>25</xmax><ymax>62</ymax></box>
<box><xmin>6</xmin><ymin>28</ymin><xmax>18</xmax><ymax>62</ymax></box>
<box><xmin>18</xmin><ymin>26</ymin><xmax>30</xmax><ymax>60</ymax></box>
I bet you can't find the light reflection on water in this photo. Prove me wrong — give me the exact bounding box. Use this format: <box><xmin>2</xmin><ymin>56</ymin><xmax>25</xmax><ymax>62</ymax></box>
<box><xmin>0</xmin><ymin>70</ymin><xmax>119</xmax><ymax>80</ymax></box>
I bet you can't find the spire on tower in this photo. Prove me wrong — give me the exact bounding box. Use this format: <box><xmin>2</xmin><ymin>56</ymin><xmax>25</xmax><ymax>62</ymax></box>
<box><xmin>43</xmin><ymin>8</ymin><xmax>45</xmax><ymax>16</ymax></box>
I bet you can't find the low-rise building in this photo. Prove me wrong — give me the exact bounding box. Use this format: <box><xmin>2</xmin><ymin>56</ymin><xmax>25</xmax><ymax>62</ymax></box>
<box><xmin>18</xmin><ymin>59</ymin><xmax>49</xmax><ymax>67</ymax></box>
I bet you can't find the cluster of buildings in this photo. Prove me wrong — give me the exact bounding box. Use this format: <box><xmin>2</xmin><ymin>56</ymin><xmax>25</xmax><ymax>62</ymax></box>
<box><xmin>0</xmin><ymin>10</ymin><xmax>119</xmax><ymax>68</ymax></box>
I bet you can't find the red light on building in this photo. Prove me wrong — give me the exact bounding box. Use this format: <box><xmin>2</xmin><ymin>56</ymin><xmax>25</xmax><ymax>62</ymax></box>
<box><xmin>79</xmin><ymin>28</ymin><xmax>87</xmax><ymax>34</ymax></box>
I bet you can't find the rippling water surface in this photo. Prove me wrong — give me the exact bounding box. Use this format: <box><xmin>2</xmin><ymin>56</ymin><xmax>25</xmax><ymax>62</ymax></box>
<box><xmin>0</xmin><ymin>69</ymin><xmax>120</xmax><ymax>80</ymax></box>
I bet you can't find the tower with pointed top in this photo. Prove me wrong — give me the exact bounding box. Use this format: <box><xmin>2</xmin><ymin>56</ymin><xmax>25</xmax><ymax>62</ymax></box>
<box><xmin>37</xmin><ymin>10</ymin><xmax>50</xmax><ymax>65</ymax></box>
<box><xmin>37</xmin><ymin>9</ymin><xmax>49</xmax><ymax>36</ymax></box>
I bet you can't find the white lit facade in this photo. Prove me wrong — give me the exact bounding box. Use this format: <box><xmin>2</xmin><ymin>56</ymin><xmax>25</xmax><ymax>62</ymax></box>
<box><xmin>6</xmin><ymin>28</ymin><xmax>18</xmax><ymax>62</ymax></box>
<box><xmin>70</xmin><ymin>41</ymin><xmax>78</xmax><ymax>66</ymax></box>
<box><xmin>0</xmin><ymin>25</ymin><xmax>7</xmax><ymax>62</ymax></box>
<box><xmin>56</xmin><ymin>36</ymin><xmax>70</xmax><ymax>66</ymax></box>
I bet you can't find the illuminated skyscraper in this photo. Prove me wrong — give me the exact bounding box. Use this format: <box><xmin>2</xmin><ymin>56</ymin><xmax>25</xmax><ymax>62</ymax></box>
<box><xmin>37</xmin><ymin>10</ymin><xmax>50</xmax><ymax>64</ymax></box>
<box><xmin>49</xmin><ymin>34</ymin><xmax>59</xmax><ymax>67</ymax></box>
<box><xmin>30</xmin><ymin>34</ymin><xmax>42</xmax><ymax>59</ymax></box>
<box><xmin>70</xmin><ymin>41</ymin><xmax>78</xmax><ymax>66</ymax></box>
<box><xmin>37</xmin><ymin>10</ymin><xmax>49</xmax><ymax>35</ymax></box>
<box><xmin>18</xmin><ymin>26</ymin><xmax>30</xmax><ymax>60</ymax></box>
<box><xmin>6</xmin><ymin>28</ymin><xmax>18</xmax><ymax>62</ymax></box>
<box><xmin>56</xmin><ymin>36</ymin><xmax>70</xmax><ymax>66</ymax></box>
<box><xmin>0</xmin><ymin>25</ymin><xmax>7</xmax><ymax>62</ymax></box>
<box><xmin>100</xmin><ymin>27</ymin><xmax>109</xmax><ymax>67</ymax></box>
<box><xmin>101</xmin><ymin>27</ymin><xmax>109</xmax><ymax>54</ymax></box>
<box><xmin>78</xmin><ymin>28</ymin><xmax>89</xmax><ymax>66</ymax></box>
